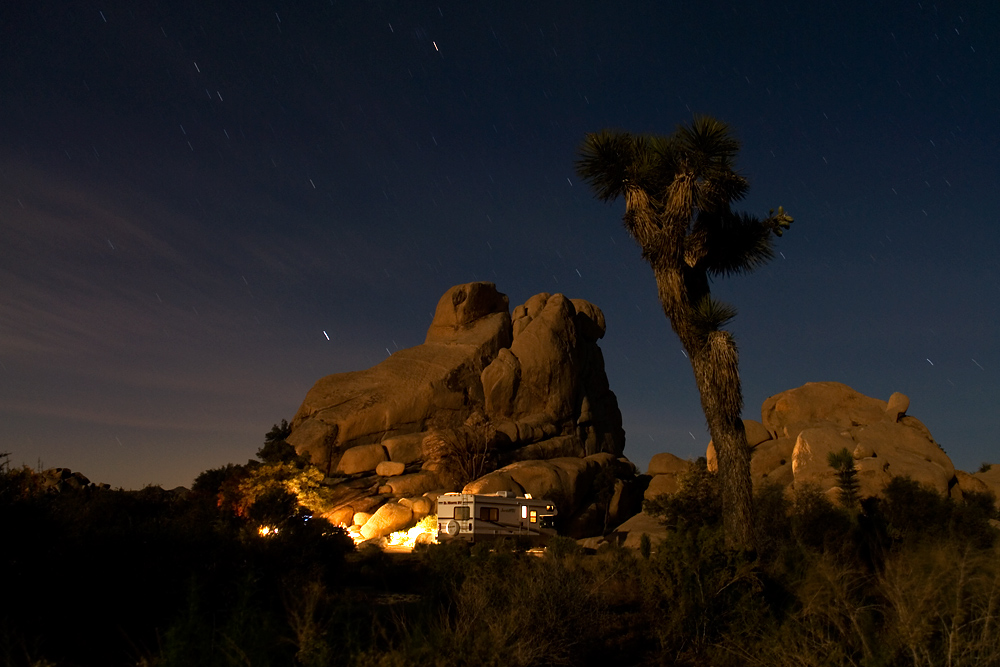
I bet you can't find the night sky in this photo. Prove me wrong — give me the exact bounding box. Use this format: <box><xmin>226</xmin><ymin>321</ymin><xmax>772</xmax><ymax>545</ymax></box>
<box><xmin>2</xmin><ymin>1</ymin><xmax>998</xmax><ymax>490</ymax></box>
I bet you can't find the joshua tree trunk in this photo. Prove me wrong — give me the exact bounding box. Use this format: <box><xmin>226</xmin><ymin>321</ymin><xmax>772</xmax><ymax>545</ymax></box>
<box><xmin>691</xmin><ymin>339</ymin><xmax>755</xmax><ymax>551</ymax></box>
<box><xmin>655</xmin><ymin>265</ymin><xmax>756</xmax><ymax>551</ymax></box>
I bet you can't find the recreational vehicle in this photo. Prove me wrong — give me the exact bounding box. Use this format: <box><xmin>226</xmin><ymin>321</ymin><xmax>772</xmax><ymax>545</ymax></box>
<box><xmin>436</xmin><ymin>491</ymin><xmax>558</xmax><ymax>544</ymax></box>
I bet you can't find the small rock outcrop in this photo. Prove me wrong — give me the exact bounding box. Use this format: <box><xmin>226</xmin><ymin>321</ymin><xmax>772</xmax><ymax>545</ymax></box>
<box><xmin>287</xmin><ymin>282</ymin><xmax>633</xmax><ymax>539</ymax></box>
<box><xmin>966</xmin><ymin>465</ymin><xmax>1000</xmax><ymax>503</ymax></box>
<box><xmin>39</xmin><ymin>468</ymin><xmax>91</xmax><ymax>492</ymax></box>
<box><xmin>36</xmin><ymin>468</ymin><xmax>112</xmax><ymax>493</ymax></box>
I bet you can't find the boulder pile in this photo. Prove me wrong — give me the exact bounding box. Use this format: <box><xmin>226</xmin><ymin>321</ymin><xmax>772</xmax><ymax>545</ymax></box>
<box><xmin>645</xmin><ymin>381</ymin><xmax>997</xmax><ymax>505</ymax></box>
<box><xmin>38</xmin><ymin>467</ymin><xmax>97</xmax><ymax>493</ymax></box>
<box><xmin>709</xmin><ymin>382</ymin><xmax>964</xmax><ymax>500</ymax></box>
<box><xmin>613</xmin><ymin>382</ymin><xmax>998</xmax><ymax>548</ymax></box>
<box><xmin>287</xmin><ymin>282</ymin><xmax>640</xmax><ymax>539</ymax></box>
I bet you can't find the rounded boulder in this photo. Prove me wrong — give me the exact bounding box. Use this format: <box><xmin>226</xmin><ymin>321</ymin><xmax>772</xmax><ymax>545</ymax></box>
<box><xmin>359</xmin><ymin>503</ymin><xmax>414</xmax><ymax>540</ymax></box>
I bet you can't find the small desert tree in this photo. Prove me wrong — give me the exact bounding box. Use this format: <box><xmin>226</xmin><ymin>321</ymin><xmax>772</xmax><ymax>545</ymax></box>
<box><xmin>424</xmin><ymin>411</ymin><xmax>498</xmax><ymax>489</ymax></box>
<box><xmin>827</xmin><ymin>447</ymin><xmax>860</xmax><ymax>508</ymax></box>
<box><xmin>577</xmin><ymin>116</ymin><xmax>793</xmax><ymax>550</ymax></box>
<box><xmin>257</xmin><ymin>419</ymin><xmax>303</xmax><ymax>465</ymax></box>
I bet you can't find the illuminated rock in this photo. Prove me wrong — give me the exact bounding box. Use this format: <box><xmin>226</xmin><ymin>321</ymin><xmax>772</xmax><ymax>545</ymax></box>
<box><xmin>326</xmin><ymin>506</ymin><xmax>355</xmax><ymax>527</ymax></box>
<box><xmin>288</xmin><ymin>282</ymin><xmax>625</xmax><ymax>476</ymax></box>
<box><xmin>656</xmin><ymin>382</ymin><xmax>961</xmax><ymax>505</ymax></box>
<box><xmin>750</xmin><ymin>437</ymin><xmax>795</xmax><ymax>486</ymax></box>
<box><xmin>289</xmin><ymin>282</ymin><xmax>512</xmax><ymax>474</ymax></box>
<box><xmin>336</xmin><ymin>444</ymin><xmax>388</xmax><ymax>475</ymax></box>
<box><xmin>611</xmin><ymin>511</ymin><xmax>669</xmax><ymax>549</ymax></box>
<box><xmin>289</xmin><ymin>282</ymin><xmax>636</xmax><ymax>539</ymax></box>
<box><xmin>38</xmin><ymin>468</ymin><xmax>93</xmax><ymax>493</ymax></box>
<box><xmin>386</xmin><ymin>471</ymin><xmax>440</xmax><ymax>497</ymax></box>
<box><xmin>382</xmin><ymin>433</ymin><xmax>424</xmax><ymax>464</ymax></box>
<box><xmin>644</xmin><ymin>473</ymin><xmax>680</xmax><ymax>501</ymax></box>
<box><xmin>647</xmin><ymin>452</ymin><xmax>689</xmax><ymax>476</ymax></box>
<box><xmin>397</xmin><ymin>496</ymin><xmax>433</xmax><ymax>520</ymax></box>
<box><xmin>375</xmin><ymin>461</ymin><xmax>405</xmax><ymax>477</ymax></box>
<box><xmin>886</xmin><ymin>391</ymin><xmax>910</xmax><ymax>422</ymax></box>
<box><xmin>762</xmin><ymin>381</ymin><xmax>888</xmax><ymax>438</ymax></box>
<box><xmin>971</xmin><ymin>465</ymin><xmax>1000</xmax><ymax>508</ymax></box>
<box><xmin>359</xmin><ymin>502</ymin><xmax>413</xmax><ymax>540</ymax></box>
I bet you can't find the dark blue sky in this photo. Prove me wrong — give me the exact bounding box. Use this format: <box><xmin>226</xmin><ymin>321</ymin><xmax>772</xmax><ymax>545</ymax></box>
<box><xmin>2</xmin><ymin>1</ymin><xmax>997</xmax><ymax>489</ymax></box>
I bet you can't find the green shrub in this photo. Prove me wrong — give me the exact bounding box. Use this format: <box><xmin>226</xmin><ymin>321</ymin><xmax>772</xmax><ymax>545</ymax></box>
<box><xmin>545</xmin><ymin>534</ymin><xmax>583</xmax><ymax>561</ymax></box>
<box><xmin>639</xmin><ymin>533</ymin><xmax>652</xmax><ymax>559</ymax></box>
<box><xmin>644</xmin><ymin>458</ymin><xmax>722</xmax><ymax>533</ymax></box>
<box><xmin>643</xmin><ymin>526</ymin><xmax>766</xmax><ymax>665</ymax></box>
<box><xmin>827</xmin><ymin>447</ymin><xmax>860</xmax><ymax>508</ymax></box>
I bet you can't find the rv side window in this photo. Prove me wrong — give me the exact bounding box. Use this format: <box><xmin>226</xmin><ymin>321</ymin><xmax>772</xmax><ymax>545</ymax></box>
<box><xmin>480</xmin><ymin>507</ymin><xmax>499</xmax><ymax>522</ymax></box>
<box><xmin>529</xmin><ymin>510</ymin><xmax>537</xmax><ymax>523</ymax></box>
<box><xmin>454</xmin><ymin>506</ymin><xmax>470</xmax><ymax>521</ymax></box>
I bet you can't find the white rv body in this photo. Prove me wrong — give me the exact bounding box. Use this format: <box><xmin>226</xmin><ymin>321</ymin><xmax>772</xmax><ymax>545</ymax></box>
<box><xmin>436</xmin><ymin>491</ymin><xmax>558</xmax><ymax>543</ymax></box>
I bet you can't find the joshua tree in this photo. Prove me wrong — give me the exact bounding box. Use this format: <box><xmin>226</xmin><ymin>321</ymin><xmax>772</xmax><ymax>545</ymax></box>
<box><xmin>827</xmin><ymin>447</ymin><xmax>860</xmax><ymax>508</ymax></box>
<box><xmin>576</xmin><ymin>116</ymin><xmax>793</xmax><ymax>550</ymax></box>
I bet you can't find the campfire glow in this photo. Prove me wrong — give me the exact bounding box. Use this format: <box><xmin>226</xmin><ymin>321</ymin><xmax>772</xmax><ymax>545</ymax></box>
<box><xmin>385</xmin><ymin>518</ymin><xmax>438</xmax><ymax>549</ymax></box>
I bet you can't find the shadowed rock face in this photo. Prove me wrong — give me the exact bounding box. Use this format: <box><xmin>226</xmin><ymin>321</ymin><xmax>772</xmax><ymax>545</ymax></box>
<box><xmin>286</xmin><ymin>282</ymin><xmax>633</xmax><ymax>539</ymax></box>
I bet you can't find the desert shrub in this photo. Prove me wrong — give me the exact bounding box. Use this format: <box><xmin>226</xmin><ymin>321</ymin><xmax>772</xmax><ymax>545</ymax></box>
<box><xmin>878</xmin><ymin>477</ymin><xmax>951</xmax><ymax>542</ymax></box>
<box><xmin>642</xmin><ymin>526</ymin><xmax>766</xmax><ymax>666</ymax></box>
<box><xmin>0</xmin><ymin>458</ymin><xmax>45</xmax><ymax>503</ymax></box>
<box><xmin>789</xmin><ymin>483</ymin><xmax>854</xmax><ymax>553</ymax></box>
<box><xmin>866</xmin><ymin>476</ymin><xmax>997</xmax><ymax>551</ymax></box>
<box><xmin>355</xmin><ymin>545</ymin><xmax>611</xmax><ymax>667</ymax></box>
<box><xmin>644</xmin><ymin>458</ymin><xmax>722</xmax><ymax>532</ymax></box>
<box><xmin>448</xmin><ymin>551</ymin><xmax>605</xmax><ymax>666</ymax></box>
<box><xmin>423</xmin><ymin>411</ymin><xmax>498</xmax><ymax>489</ymax></box>
<box><xmin>192</xmin><ymin>462</ymin><xmax>246</xmax><ymax>497</ymax></box>
<box><xmin>782</xmin><ymin>552</ymin><xmax>884</xmax><ymax>667</ymax></box>
<box><xmin>639</xmin><ymin>532</ymin><xmax>652</xmax><ymax>559</ymax></box>
<box><xmin>236</xmin><ymin>461</ymin><xmax>331</xmax><ymax>516</ymax></box>
<box><xmin>256</xmin><ymin>419</ymin><xmax>305</xmax><ymax>465</ymax></box>
<box><xmin>753</xmin><ymin>481</ymin><xmax>792</xmax><ymax>560</ymax></box>
<box><xmin>413</xmin><ymin>539</ymin><xmax>472</xmax><ymax>601</ymax></box>
<box><xmin>879</xmin><ymin>541</ymin><xmax>1000</xmax><ymax>667</ymax></box>
<box><xmin>545</xmin><ymin>534</ymin><xmax>583</xmax><ymax>561</ymax></box>
<box><xmin>159</xmin><ymin>572</ymin><xmax>287</xmax><ymax>667</ymax></box>
<box><xmin>827</xmin><ymin>447</ymin><xmax>860</xmax><ymax>508</ymax></box>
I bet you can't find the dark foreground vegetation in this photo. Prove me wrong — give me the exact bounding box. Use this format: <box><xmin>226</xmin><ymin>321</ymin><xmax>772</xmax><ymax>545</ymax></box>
<box><xmin>2</xmin><ymin>451</ymin><xmax>998</xmax><ymax>667</ymax></box>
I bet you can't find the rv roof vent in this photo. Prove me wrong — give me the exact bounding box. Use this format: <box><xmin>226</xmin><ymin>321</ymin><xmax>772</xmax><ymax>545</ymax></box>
<box><xmin>494</xmin><ymin>491</ymin><xmax>513</xmax><ymax>498</ymax></box>
<box><xmin>523</xmin><ymin>493</ymin><xmax>532</xmax><ymax>499</ymax></box>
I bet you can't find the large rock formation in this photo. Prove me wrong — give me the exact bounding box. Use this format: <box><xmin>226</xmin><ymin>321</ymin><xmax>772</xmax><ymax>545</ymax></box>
<box><xmin>287</xmin><ymin>282</ymin><xmax>633</xmax><ymax>539</ymax></box>
<box><xmin>692</xmin><ymin>382</ymin><xmax>965</xmax><ymax>502</ymax></box>
<box><xmin>617</xmin><ymin>382</ymin><xmax>997</xmax><ymax>548</ymax></box>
